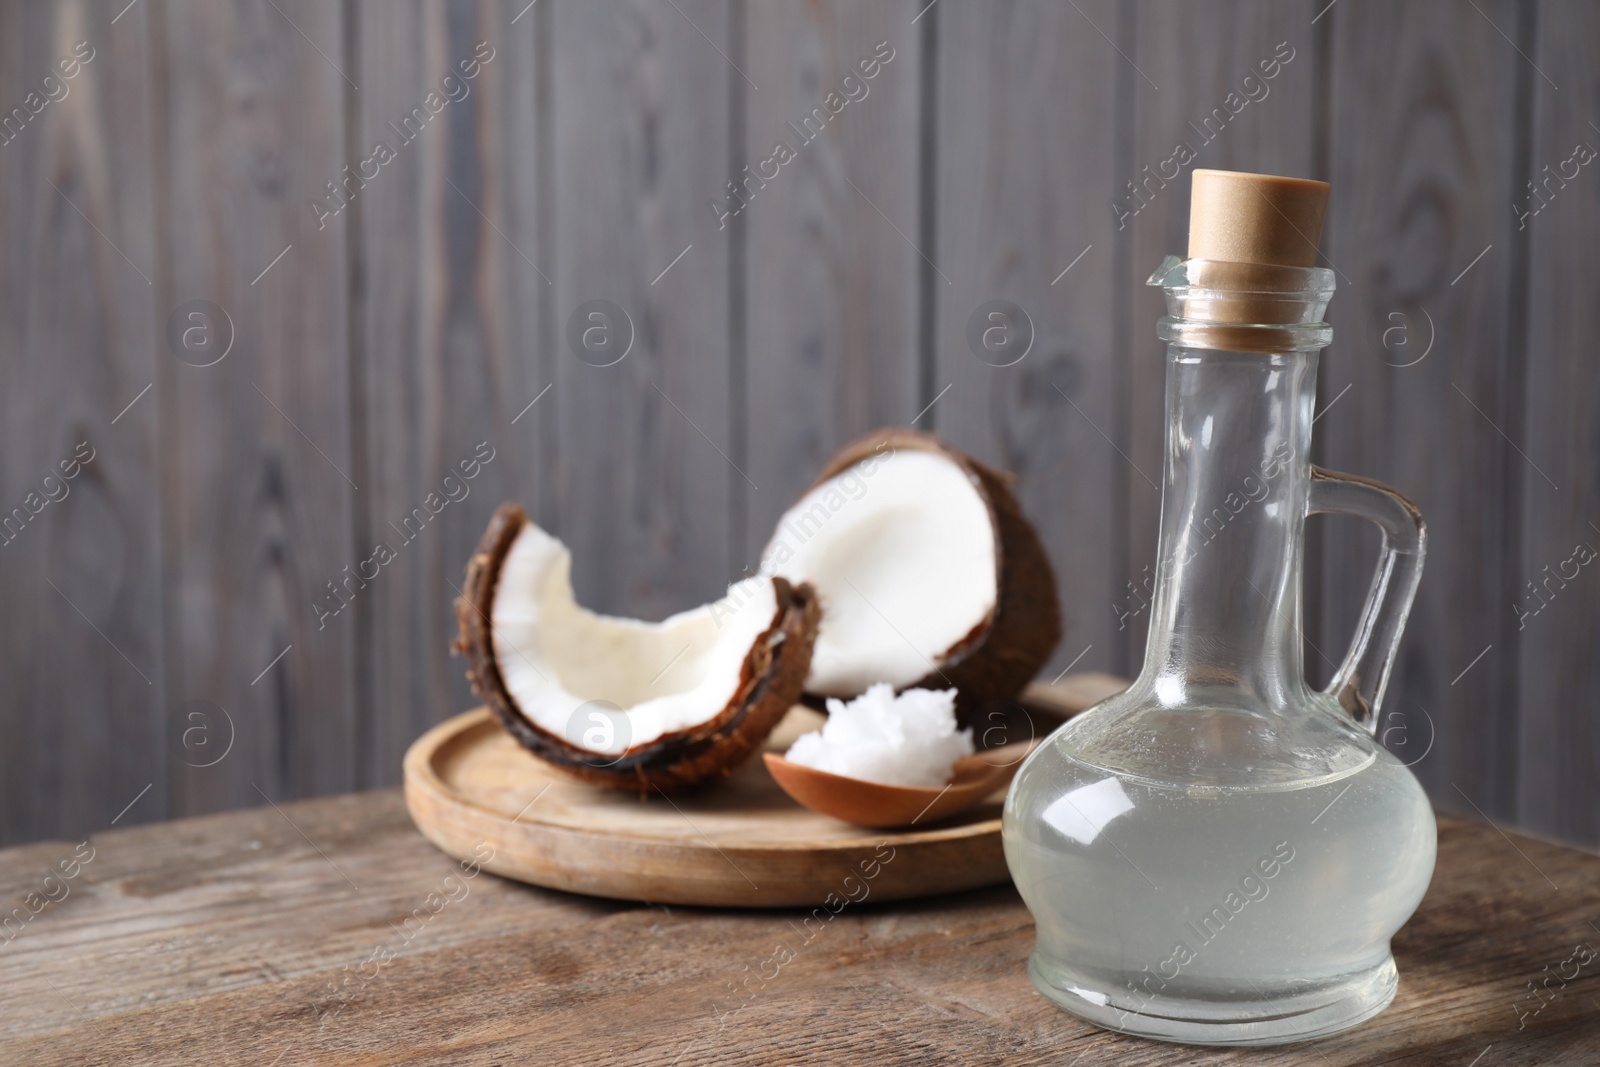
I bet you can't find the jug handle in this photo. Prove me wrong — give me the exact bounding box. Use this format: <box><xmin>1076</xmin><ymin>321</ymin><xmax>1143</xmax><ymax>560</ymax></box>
<box><xmin>1307</xmin><ymin>467</ymin><xmax>1427</xmax><ymax>732</ymax></box>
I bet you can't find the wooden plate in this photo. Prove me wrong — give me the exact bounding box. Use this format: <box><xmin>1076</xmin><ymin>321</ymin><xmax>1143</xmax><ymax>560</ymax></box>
<box><xmin>403</xmin><ymin>674</ymin><xmax>1125</xmax><ymax>908</ymax></box>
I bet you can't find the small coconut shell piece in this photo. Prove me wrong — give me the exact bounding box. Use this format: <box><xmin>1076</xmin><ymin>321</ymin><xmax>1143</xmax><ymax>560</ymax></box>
<box><xmin>767</xmin><ymin>429</ymin><xmax>1062</xmax><ymax>721</ymax></box>
<box><xmin>455</xmin><ymin>502</ymin><xmax>820</xmax><ymax>793</ymax></box>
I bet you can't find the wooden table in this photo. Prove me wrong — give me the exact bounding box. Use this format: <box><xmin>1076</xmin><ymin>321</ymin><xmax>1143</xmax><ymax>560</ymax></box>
<box><xmin>2</xmin><ymin>790</ymin><xmax>1597</xmax><ymax>1065</ymax></box>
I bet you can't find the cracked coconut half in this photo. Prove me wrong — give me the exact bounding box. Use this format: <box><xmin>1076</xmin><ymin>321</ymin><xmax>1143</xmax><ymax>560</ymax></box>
<box><xmin>762</xmin><ymin>429</ymin><xmax>1062</xmax><ymax>720</ymax></box>
<box><xmin>455</xmin><ymin>503</ymin><xmax>819</xmax><ymax>792</ymax></box>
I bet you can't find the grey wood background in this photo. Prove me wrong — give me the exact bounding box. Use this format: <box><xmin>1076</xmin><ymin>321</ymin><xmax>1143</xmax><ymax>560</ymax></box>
<box><xmin>1</xmin><ymin>0</ymin><xmax>1595</xmax><ymax>848</ymax></box>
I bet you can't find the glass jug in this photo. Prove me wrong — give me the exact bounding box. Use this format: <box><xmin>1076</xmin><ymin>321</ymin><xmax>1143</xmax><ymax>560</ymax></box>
<box><xmin>1002</xmin><ymin>256</ymin><xmax>1434</xmax><ymax>1046</ymax></box>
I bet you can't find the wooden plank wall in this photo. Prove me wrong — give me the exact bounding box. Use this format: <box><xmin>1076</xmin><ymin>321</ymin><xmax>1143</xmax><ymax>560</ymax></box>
<box><xmin>1520</xmin><ymin>0</ymin><xmax>1600</xmax><ymax>844</ymax></box>
<box><xmin>0</xmin><ymin>0</ymin><xmax>165</xmax><ymax>840</ymax></box>
<box><xmin>0</xmin><ymin>0</ymin><xmax>1594</xmax><ymax>848</ymax></box>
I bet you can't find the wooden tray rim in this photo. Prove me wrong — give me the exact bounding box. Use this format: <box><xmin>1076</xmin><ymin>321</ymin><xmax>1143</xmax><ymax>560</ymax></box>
<box><xmin>404</xmin><ymin>707</ymin><xmax>1005</xmax><ymax>852</ymax></box>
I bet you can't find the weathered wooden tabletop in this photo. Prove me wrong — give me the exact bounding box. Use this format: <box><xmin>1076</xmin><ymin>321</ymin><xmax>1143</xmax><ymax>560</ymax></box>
<box><xmin>2</xmin><ymin>790</ymin><xmax>1597</xmax><ymax>1066</ymax></box>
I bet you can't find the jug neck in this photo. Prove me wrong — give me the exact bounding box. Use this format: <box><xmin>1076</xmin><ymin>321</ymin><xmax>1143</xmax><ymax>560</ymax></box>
<box><xmin>1137</xmin><ymin>257</ymin><xmax>1335</xmax><ymax>707</ymax></box>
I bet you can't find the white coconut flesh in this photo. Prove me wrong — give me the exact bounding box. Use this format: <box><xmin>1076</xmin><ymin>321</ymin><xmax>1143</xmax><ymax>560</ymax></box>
<box><xmin>491</xmin><ymin>524</ymin><xmax>780</xmax><ymax>756</ymax></box>
<box><xmin>764</xmin><ymin>449</ymin><xmax>998</xmax><ymax>696</ymax></box>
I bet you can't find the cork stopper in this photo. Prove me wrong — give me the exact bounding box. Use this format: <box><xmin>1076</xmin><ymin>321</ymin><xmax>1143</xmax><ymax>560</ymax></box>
<box><xmin>1187</xmin><ymin>169</ymin><xmax>1329</xmax><ymax>268</ymax></box>
<box><xmin>1181</xmin><ymin>170</ymin><xmax>1330</xmax><ymax>335</ymax></box>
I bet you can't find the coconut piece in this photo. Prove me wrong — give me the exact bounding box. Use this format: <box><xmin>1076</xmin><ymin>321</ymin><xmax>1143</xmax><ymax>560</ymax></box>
<box><xmin>762</xmin><ymin>429</ymin><xmax>1061</xmax><ymax>719</ymax></box>
<box><xmin>455</xmin><ymin>503</ymin><xmax>819</xmax><ymax>792</ymax></box>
